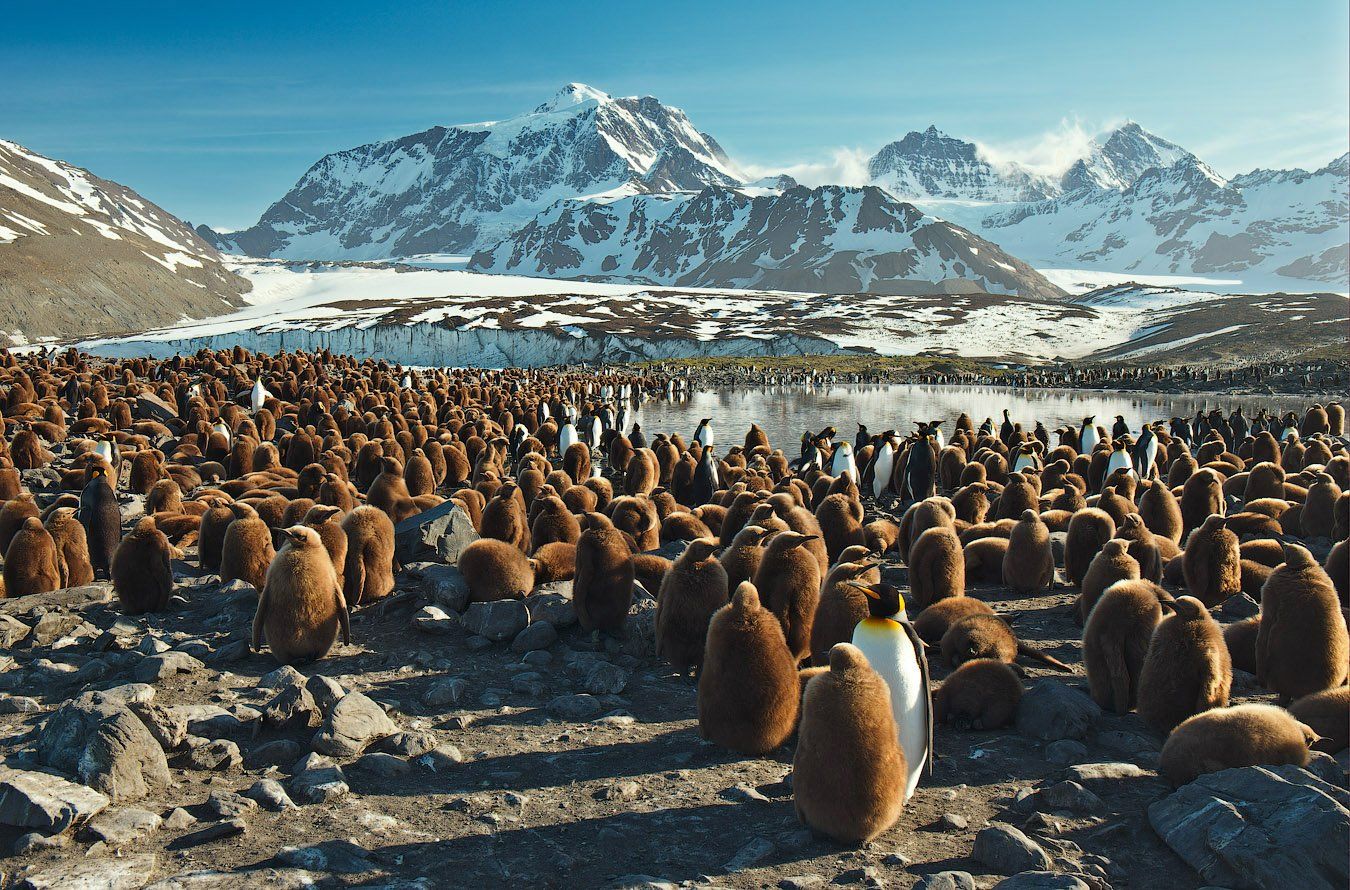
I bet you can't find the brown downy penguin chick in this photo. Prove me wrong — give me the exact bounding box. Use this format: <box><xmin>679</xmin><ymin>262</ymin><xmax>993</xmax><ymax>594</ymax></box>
<box><xmin>44</xmin><ymin>507</ymin><xmax>94</xmax><ymax>587</ymax></box>
<box><xmin>1002</xmin><ymin>510</ymin><xmax>1054</xmax><ymax>594</ymax></box>
<box><xmin>863</xmin><ymin>518</ymin><xmax>901</xmax><ymax>554</ymax></box>
<box><xmin>531</xmin><ymin>541</ymin><xmax>576</xmax><ymax>583</ymax></box>
<box><xmin>481</xmin><ymin>481</ymin><xmax>531</xmax><ymax>552</ymax></box>
<box><xmin>1180</xmin><ymin>468</ymin><xmax>1225</xmax><ymax>538</ymax></box>
<box><xmin>573</xmin><ymin>512</ymin><xmax>635</xmax><ymax>638</ymax></box>
<box><xmin>814</xmin><ymin>491</ymin><xmax>864</xmax><ymax>565</ymax></box>
<box><xmin>301</xmin><ymin>504</ymin><xmax>347</xmax><ymax>592</ymax></box>
<box><xmin>913</xmin><ymin>597</ymin><xmax>994</xmax><ymax>646</ymax></box>
<box><xmin>698</xmin><ymin>581</ymin><xmax>800</xmax><ymax>754</ymax></box>
<box><xmin>458</xmin><ymin>538</ymin><xmax>535</xmax><ymax>602</ymax></box>
<box><xmin>1159</xmin><ymin>704</ymin><xmax>1318</xmax><ymax>788</ymax></box>
<box><xmin>530</xmin><ymin>494</ymin><xmax>581</xmax><ymax>548</ymax></box>
<box><xmin>252</xmin><ymin>525</ymin><xmax>351</xmax><ymax>665</ymax></box>
<box><xmin>793</xmin><ymin>643</ymin><xmax>907</xmax><ymax>845</ymax></box>
<box><xmin>1182</xmin><ymin>514</ymin><xmax>1240</xmax><ymax>607</ymax></box>
<box><xmin>1301</xmin><ymin>472</ymin><xmax>1342</xmax><ymax>539</ymax></box>
<box><xmin>908</xmin><ymin>526</ymin><xmax>965</xmax><ymax>612</ymax></box>
<box><xmin>1256</xmin><ymin>542</ymin><xmax>1349</xmax><ymax>703</ymax></box>
<box><xmin>719</xmin><ymin>524</ymin><xmax>774</xmax><ymax>591</ymax></box>
<box><xmin>220</xmin><ymin>502</ymin><xmax>275</xmax><ymax>591</ymax></box>
<box><xmin>1116</xmin><ymin>513</ymin><xmax>1162</xmax><ymax>583</ymax></box>
<box><xmin>659</xmin><ymin>510</ymin><xmax>712</xmax><ymax>545</ymax></box>
<box><xmin>1083</xmin><ymin>579</ymin><xmax>1164</xmax><ymax>713</ymax></box>
<box><xmin>145</xmin><ymin>478</ymin><xmax>183</xmax><ymax>515</ymax></box>
<box><xmin>1137</xmin><ymin>595</ymin><xmax>1231</xmax><ymax>734</ymax></box>
<box><xmin>1076</xmin><ymin>539</ymin><xmax>1141</xmax><ymax>625</ymax></box>
<box><xmin>403</xmin><ymin>451</ymin><xmax>436</xmax><ymax>498</ymax></box>
<box><xmin>963</xmin><ymin>536</ymin><xmax>1010</xmax><ymax>584</ymax></box>
<box><xmin>632</xmin><ymin>552</ymin><xmax>672</xmax><ymax>594</ymax></box>
<box><xmin>1288</xmin><ymin>688</ymin><xmax>1350</xmax><ymax>753</ymax></box>
<box><xmin>655</xmin><ymin>538</ymin><xmax>729</xmax><ymax>674</ymax></box>
<box><xmin>752</xmin><ymin>530</ymin><xmax>823</xmax><ymax>664</ymax></box>
<box><xmin>1063</xmin><ymin>507</ymin><xmax>1115</xmax><ymax>586</ymax></box>
<box><xmin>341</xmin><ymin>505</ymin><xmax>397</xmax><ymax>606</ymax></box>
<box><xmin>3</xmin><ymin>516</ymin><xmax>61</xmax><ymax>598</ymax></box>
<box><xmin>0</xmin><ymin>493</ymin><xmax>40</xmax><ymax>559</ymax></box>
<box><xmin>933</xmin><ymin>658</ymin><xmax>1023</xmax><ymax>730</ymax></box>
<box><xmin>1138</xmin><ymin>480</ymin><xmax>1184</xmax><ymax>546</ymax></box>
<box><xmin>1326</xmin><ymin>539</ymin><xmax>1348</xmax><ymax>604</ymax></box>
<box><xmin>111</xmin><ymin>517</ymin><xmax>174</xmax><ymax>614</ymax></box>
<box><xmin>1239</xmin><ymin>559</ymin><xmax>1273</xmax><ymax>601</ymax></box>
<box><xmin>940</xmin><ymin>613</ymin><xmax>1073</xmax><ymax>672</ymax></box>
<box><xmin>810</xmin><ymin>549</ymin><xmax>881</xmax><ymax>666</ymax></box>
<box><xmin>197</xmin><ymin>501</ymin><xmax>235</xmax><ymax>573</ymax></box>
<box><xmin>1223</xmin><ymin>616</ymin><xmax>1260</xmax><ymax>673</ymax></box>
<box><xmin>367</xmin><ymin>457</ymin><xmax>419</xmax><ymax>524</ymax></box>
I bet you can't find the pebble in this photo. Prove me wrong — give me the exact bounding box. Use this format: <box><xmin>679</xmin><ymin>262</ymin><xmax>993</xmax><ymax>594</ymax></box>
<box><xmin>163</xmin><ymin>807</ymin><xmax>197</xmax><ymax>830</ymax></box>
<box><xmin>936</xmin><ymin>812</ymin><xmax>968</xmax><ymax>830</ymax></box>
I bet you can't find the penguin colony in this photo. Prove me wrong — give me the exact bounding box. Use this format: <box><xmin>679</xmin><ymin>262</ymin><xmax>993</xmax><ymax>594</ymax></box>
<box><xmin>0</xmin><ymin>346</ymin><xmax>1346</xmax><ymax>857</ymax></box>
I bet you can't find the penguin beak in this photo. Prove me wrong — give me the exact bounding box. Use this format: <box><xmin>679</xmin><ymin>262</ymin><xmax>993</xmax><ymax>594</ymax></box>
<box><xmin>845</xmin><ymin>580</ymin><xmax>881</xmax><ymax>599</ymax></box>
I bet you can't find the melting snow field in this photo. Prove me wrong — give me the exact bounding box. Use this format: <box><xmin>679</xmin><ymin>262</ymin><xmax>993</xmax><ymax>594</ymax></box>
<box><xmin>72</xmin><ymin>257</ymin><xmax>1303</xmax><ymax>367</ymax></box>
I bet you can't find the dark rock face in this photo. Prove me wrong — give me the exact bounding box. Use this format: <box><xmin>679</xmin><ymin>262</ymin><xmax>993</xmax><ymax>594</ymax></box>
<box><xmin>471</xmin><ymin>185</ymin><xmax>1063</xmax><ymax>299</ymax></box>
<box><xmin>868</xmin><ymin>126</ymin><xmax>1059</xmax><ymax>202</ymax></box>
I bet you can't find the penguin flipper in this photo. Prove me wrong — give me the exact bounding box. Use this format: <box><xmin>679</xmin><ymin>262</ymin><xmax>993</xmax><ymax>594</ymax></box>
<box><xmin>902</xmin><ymin>618</ymin><xmax>935</xmax><ymax>778</ymax></box>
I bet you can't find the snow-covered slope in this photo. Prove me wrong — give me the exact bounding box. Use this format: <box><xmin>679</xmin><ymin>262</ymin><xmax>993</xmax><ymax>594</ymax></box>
<box><xmin>204</xmin><ymin>84</ymin><xmax>743</xmax><ymax>260</ymax></box>
<box><xmin>467</xmin><ymin>184</ymin><xmax>1064</xmax><ymax>298</ymax></box>
<box><xmin>867</xmin><ymin>126</ymin><xmax>1060</xmax><ymax>203</ymax></box>
<box><xmin>979</xmin><ymin>154</ymin><xmax>1349</xmax><ymax>286</ymax></box>
<box><xmin>78</xmin><ymin>260</ymin><xmax>1346</xmax><ymax>368</ymax></box>
<box><xmin>1059</xmin><ymin>122</ymin><xmax>1193</xmax><ymax>192</ymax></box>
<box><xmin>0</xmin><ymin>139</ymin><xmax>248</xmax><ymax>346</ymax></box>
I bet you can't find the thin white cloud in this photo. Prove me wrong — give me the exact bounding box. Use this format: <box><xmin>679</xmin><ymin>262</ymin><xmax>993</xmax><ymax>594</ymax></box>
<box><xmin>739</xmin><ymin>147</ymin><xmax>872</xmax><ymax>187</ymax></box>
<box><xmin>974</xmin><ymin>117</ymin><xmax>1124</xmax><ymax>178</ymax></box>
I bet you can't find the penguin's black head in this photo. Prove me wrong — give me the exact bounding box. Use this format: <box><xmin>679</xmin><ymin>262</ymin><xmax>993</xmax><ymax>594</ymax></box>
<box><xmin>847</xmin><ymin>581</ymin><xmax>904</xmax><ymax>618</ymax></box>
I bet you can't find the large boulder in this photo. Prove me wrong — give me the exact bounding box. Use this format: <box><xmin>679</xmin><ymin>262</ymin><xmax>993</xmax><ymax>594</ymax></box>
<box><xmin>394</xmin><ymin>501</ymin><xmax>478</xmax><ymax>565</ymax></box>
<box><xmin>36</xmin><ymin>697</ymin><xmax>170</xmax><ymax>802</ymax></box>
<box><xmin>462</xmin><ymin>600</ymin><xmax>530</xmax><ymax>642</ymax></box>
<box><xmin>0</xmin><ymin>768</ymin><xmax>109</xmax><ymax>833</ymax></box>
<box><xmin>1148</xmin><ymin>764</ymin><xmax>1350</xmax><ymax>890</ymax></box>
<box><xmin>1014</xmin><ymin>680</ymin><xmax>1101</xmax><ymax>742</ymax></box>
<box><xmin>311</xmin><ymin>692</ymin><xmax>397</xmax><ymax>758</ymax></box>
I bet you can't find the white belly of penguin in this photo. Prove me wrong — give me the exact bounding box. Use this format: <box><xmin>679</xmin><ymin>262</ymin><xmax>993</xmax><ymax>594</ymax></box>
<box><xmin>852</xmin><ymin>617</ymin><xmax>927</xmax><ymax>801</ymax></box>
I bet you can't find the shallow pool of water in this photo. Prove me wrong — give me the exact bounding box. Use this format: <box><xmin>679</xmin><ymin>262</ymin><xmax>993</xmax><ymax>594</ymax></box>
<box><xmin>631</xmin><ymin>383</ymin><xmax>1315</xmax><ymax>451</ymax></box>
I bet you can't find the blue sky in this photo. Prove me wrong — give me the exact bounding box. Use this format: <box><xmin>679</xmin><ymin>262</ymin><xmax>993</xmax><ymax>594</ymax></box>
<box><xmin>4</xmin><ymin>0</ymin><xmax>1346</xmax><ymax>229</ymax></box>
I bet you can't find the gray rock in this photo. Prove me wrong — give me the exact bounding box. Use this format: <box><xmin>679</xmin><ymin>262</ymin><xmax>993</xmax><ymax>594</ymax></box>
<box><xmin>528</xmin><ymin>591</ymin><xmax>577</xmax><ymax>627</ymax></box>
<box><xmin>82</xmin><ymin>807</ymin><xmax>162</xmax><ymax>845</ymax></box>
<box><xmin>1148</xmin><ymin>764</ymin><xmax>1350</xmax><ymax>890</ymax></box>
<box><xmin>1304</xmin><ymin>751</ymin><xmax>1346</xmax><ymax>788</ymax></box>
<box><xmin>1015</xmin><ymin>680</ymin><xmax>1101</xmax><ymax>741</ymax></box>
<box><xmin>163</xmin><ymin>807</ymin><xmax>197</xmax><ymax>830</ymax></box>
<box><xmin>597</xmin><ymin>780</ymin><xmax>641</xmax><ymax>801</ymax></box>
<box><xmin>0</xmin><ymin>615</ymin><xmax>30</xmax><ymax>648</ymax></box>
<box><xmin>511</xmin><ymin>620</ymin><xmax>557</xmax><ymax>652</ymax></box>
<box><xmin>378</xmin><ymin>731</ymin><xmax>439</xmax><ymax>757</ymax></box>
<box><xmin>411</xmin><ymin>563</ymin><xmax>473</xmax><ymax>614</ymax></box>
<box><xmin>724</xmin><ymin>836</ymin><xmax>775</xmax><ymax>871</ymax></box>
<box><xmin>1094</xmin><ymin>729</ymin><xmax>1159</xmax><ymax>755</ymax></box>
<box><xmin>289</xmin><ymin>760</ymin><xmax>348</xmax><ymax>805</ymax></box>
<box><xmin>311</xmin><ymin>691</ymin><xmax>397</xmax><ymax>757</ymax></box>
<box><xmin>413</xmin><ymin>605</ymin><xmax>458</xmax><ymax>635</ymax></box>
<box><xmin>142</xmin><ymin>867</ymin><xmax>317</xmax><ymax>889</ymax></box>
<box><xmin>356</xmin><ymin>752</ymin><xmax>412</xmax><ymax>777</ymax></box>
<box><xmin>1029</xmin><ymin>780</ymin><xmax>1104</xmax><ymax>814</ymax></box>
<box><xmin>169</xmin><ymin>817</ymin><xmax>246</xmax><ymax>848</ymax></box>
<box><xmin>1220</xmin><ymin>593</ymin><xmax>1261</xmax><ymax>619</ymax></box>
<box><xmin>547</xmin><ymin>693</ymin><xmax>603</xmax><ymax>721</ymax></box>
<box><xmin>993</xmin><ymin>874</ymin><xmax>1090</xmax><ymax>890</ymax></box>
<box><xmin>831</xmin><ymin>867</ymin><xmax>882</xmax><ymax>886</ymax></box>
<box><xmin>183</xmin><ymin>739</ymin><xmax>242</xmax><ymax>771</ymax></box>
<box><xmin>246</xmin><ymin>739</ymin><xmax>303</xmax><ymax>769</ymax></box>
<box><xmin>584</xmin><ymin>661</ymin><xmax>630</xmax><ymax>695</ymax></box>
<box><xmin>914</xmin><ymin>874</ymin><xmax>976</xmax><ymax>890</ymax></box>
<box><xmin>203</xmin><ymin>790</ymin><xmax>257</xmax><ymax>819</ymax></box>
<box><xmin>170</xmin><ymin>703</ymin><xmax>259</xmax><ymax>739</ymax></box>
<box><xmin>244</xmin><ymin>778</ymin><xmax>295</xmax><ymax>811</ymax></box>
<box><xmin>1065</xmin><ymin>761</ymin><xmax>1146</xmax><ymax>783</ymax></box>
<box><xmin>0</xmin><ymin>769</ymin><xmax>109</xmax><ymax>832</ymax></box>
<box><xmin>259</xmin><ymin>665</ymin><xmax>306</xmax><ymax>689</ymax></box>
<box><xmin>36</xmin><ymin>698</ymin><xmax>170</xmax><ymax>802</ymax></box>
<box><xmin>17</xmin><ymin>852</ymin><xmax>157</xmax><ymax>889</ymax></box>
<box><xmin>306</xmin><ymin>675</ymin><xmax>346</xmax><ymax>714</ymax></box>
<box><xmin>937</xmin><ymin>812</ymin><xmax>969</xmax><ymax>830</ymax></box>
<box><xmin>0</xmin><ymin>695</ymin><xmax>41</xmax><ymax>714</ymax></box>
<box><xmin>1043</xmin><ymin>739</ymin><xmax>1088</xmax><ymax>765</ymax></box>
<box><xmin>779</xmin><ymin>877</ymin><xmax>826</xmax><ymax>890</ymax></box>
<box><xmin>25</xmin><ymin>612</ymin><xmax>89</xmax><ymax>647</ymax></box>
<box><xmin>462</xmin><ymin>599</ymin><xmax>530</xmax><ymax>641</ymax></box>
<box><xmin>721</xmin><ymin>783</ymin><xmax>772</xmax><ymax>804</ymax></box>
<box><xmin>275</xmin><ymin>839</ymin><xmax>376</xmax><ymax>874</ymax></box>
<box><xmin>87</xmin><ymin>683</ymin><xmax>156</xmax><ymax>707</ymax></box>
<box><xmin>262</xmin><ymin>683</ymin><xmax>318</xmax><ymax>731</ymax></box>
<box><xmin>423</xmin><ymin>677</ymin><xmax>468</xmax><ymax>708</ymax></box>
<box><xmin>395</xmin><ymin>501</ymin><xmax>479</xmax><ymax>565</ymax></box>
<box><xmin>12</xmin><ymin>830</ymin><xmax>70</xmax><ymax>854</ymax></box>
<box><xmin>134</xmin><ymin>650</ymin><xmax>204</xmax><ymax>683</ymax></box>
<box><xmin>973</xmin><ymin>823</ymin><xmax>1055</xmax><ymax>874</ymax></box>
<box><xmin>419</xmin><ymin>744</ymin><xmax>464</xmax><ymax>772</ymax></box>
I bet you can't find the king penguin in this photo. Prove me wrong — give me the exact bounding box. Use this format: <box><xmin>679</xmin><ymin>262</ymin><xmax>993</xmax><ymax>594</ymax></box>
<box><xmin>871</xmin><ymin>435</ymin><xmax>896</xmax><ymax>500</ymax></box>
<box><xmin>250</xmin><ymin>378</ymin><xmax>269</xmax><ymax>413</ymax></box>
<box><xmin>1078</xmin><ymin>416</ymin><xmax>1099</xmax><ymax>455</ymax></box>
<box><xmin>1105</xmin><ymin>439</ymin><xmax>1133</xmax><ymax>478</ymax></box>
<box><xmin>1132</xmin><ymin>423</ymin><xmax>1158</xmax><ymax>479</ymax></box>
<box><xmin>848</xmin><ymin>581</ymin><xmax>933</xmax><ymax>801</ymax></box>
<box><xmin>830</xmin><ymin>440</ymin><xmax>859</xmax><ymax>483</ymax></box>
<box><xmin>690</xmin><ymin>447</ymin><xmax>719</xmax><ymax>506</ymax></box>
<box><xmin>693</xmin><ymin>418</ymin><xmax>714</xmax><ymax>450</ymax></box>
<box><xmin>559</xmin><ymin>419</ymin><xmax>578</xmax><ymax>456</ymax></box>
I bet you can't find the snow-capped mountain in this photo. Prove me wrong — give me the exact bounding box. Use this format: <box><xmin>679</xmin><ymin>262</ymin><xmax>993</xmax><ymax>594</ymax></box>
<box><xmin>867</xmin><ymin>126</ymin><xmax>1060</xmax><ymax>203</ymax></box>
<box><xmin>1059</xmin><ymin>122</ymin><xmax>1193</xmax><ymax>192</ymax></box>
<box><xmin>204</xmin><ymin>83</ymin><xmax>744</xmax><ymax>260</ymax></box>
<box><xmin>0</xmin><ymin>138</ymin><xmax>248</xmax><ymax>346</ymax></box>
<box><xmin>977</xmin><ymin>153</ymin><xmax>1349</xmax><ymax>284</ymax></box>
<box><xmin>468</xmin><ymin>184</ymin><xmax>1064</xmax><ymax>298</ymax></box>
